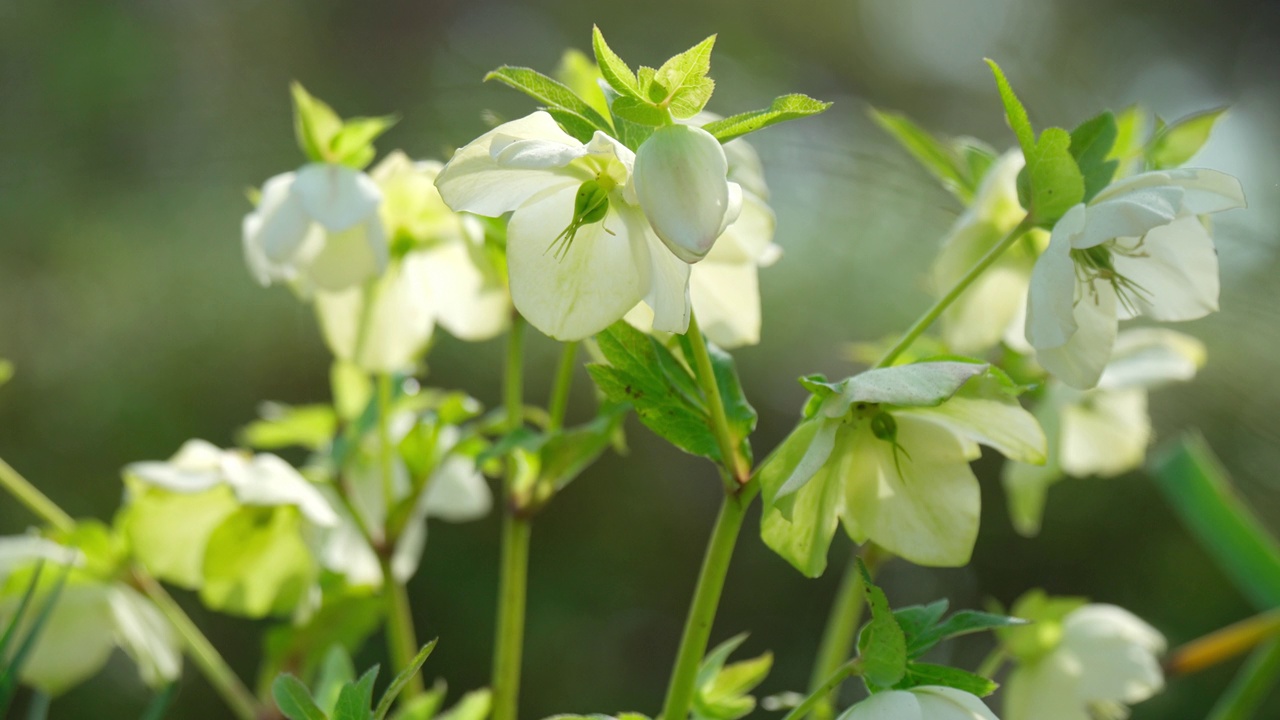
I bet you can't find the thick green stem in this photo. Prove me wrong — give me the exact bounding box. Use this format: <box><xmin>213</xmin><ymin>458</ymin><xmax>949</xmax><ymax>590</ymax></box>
<box><xmin>685</xmin><ymin>313</ymin><xmax>748</xmax><ymax>484</ymax></box>
<box><xmin>377</xmin><ymin>373</ymin><xmax>396</xmax><ymax>508</ymax></box>
<box><xmin>659</xmin><ymin>487</ymin><xmax>755</xmax><ymax>720</ymax></box>
<box><xmin>784</xmin><ymin>660</ymin><xmax>863</xmax><ymax>720</ymax></box>
<box><xmin>1</xmin><ymin>455</ymin><xmax>262</xmax><ymax>719</ymax></box>
<box><xmin>135</xmin><ymin>573</ymin><xmax>262</xmax><ymax>720</ymax></box>
<box><xmin>381</xmin><ymin>558</ymin><xmax>426</xmax><ymax>698</ymax></box>
<box><xmin>874</xmin><ymin>215</ymin><xmax>1033</xmax><ymax>369</ymax></box>
<box><xmin>807</xmin><ymin>552</ymin><xmax>871</xmax><ymax>720</ymax></box>
<box><xmin>492</xmin><ymin>315</ymin><xmax>528</xmax><ymax>720</ymax></box>
<box><xmin>1207</xmin><ymin>640</ymin><xmax>1280</xmax><ymax>720</ymax></box>
<box><xmin>547</xmin><ymin>341</ymin><xmax>579</xmax><ymax>432</ymax></box>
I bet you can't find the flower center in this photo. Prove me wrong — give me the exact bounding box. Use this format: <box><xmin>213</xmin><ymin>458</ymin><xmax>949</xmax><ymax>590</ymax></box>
<box><xmin>1069</xmin><ymin>243</ymin><xmax>1150</xmax><ymax>315</ymax></box>
<box><xmin>869</xmin><ymin>410</ymin><xmax>912</xmax><ymax>479</ymax></box>
<box><xmin>546</xmin><ymin>174</ymin><xmax>618</xmax><ymax>260</ymax></box>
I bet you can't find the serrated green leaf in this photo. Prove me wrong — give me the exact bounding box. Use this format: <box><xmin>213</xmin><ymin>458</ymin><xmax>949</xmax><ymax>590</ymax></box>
<box><xmin>331</xmin><ymin>115</ymin><xmax>399</xmax><ymax>170</ymax></box>
<box><xmin>592</xmin><ymin>25</ymin><xmax>639</xmax><ymax>98</ymax></box>
<box><xmin>1147</xmin><ymin>106</ymin><xmax>1227</xmax><ymax>170</ymax></box>
<box><xmin>859</xmin><ymin>575</ymin><xmax>907</xmax><ymax>689</ymax></box>
<box><xmin>653</xmin><ymin>35</ymin><xmax>716</xmax><ymax>118</ymax></box>
<box><xmin>315</xmin><ymin>645</ymin><xmax>358</xmax><ymax>713</ymax></box>
<box><xmin>1069</xmin><ymin>111</ymin><xmax>1119</xmax><ymax>202</ymax></box>
<box><xmin>896</xmin><ymin>663</ymin><xmax>997</xmax><ymax>697</ymax></box>
<box><xmin>893</xmin><ymin>600</ymin><xmax>950</xmax><ymax>644</ymax></box>
<box><xmin>905</xmin><ymin>610</ymin><xmax>1027</xmax><ymax>658</ymax></box>
<box><xmin>1022</xmin><ymin>126</ymin><xmax>1084</xmax><ymax>226</ymax></box>
<box><xmin>869</xmin><ymin>109</ymin><xmax>976</xmax><ymax>202</ymax></box>
<box><xmin>556</xmin><ymin>49</ymin><xmax>611</xmax><ymax>119</ymax></box>
<box><xmin>484</xmin><ymin>66</ymin><xmax>612</xmax><ymax>141</ymax></box>
<box><xmin>702</xmin><ymin>94</ymin><xmax>831</xmax><ymax>144</ymax></box>
<box><xmin>273</xmin><ymin>675</ymin><xmax>327</xmax><ymax>720</ymax></box>
<box><xmin>824</xmin><ymin>362</ymin><xmax>989</xmax><ymax>413</ymax></box>
<box><xmin>374</xmin><ymin>640</ymin><xmax>438</xmax><ymax>720</ymax></box>
<box><xmin>985</xmin><ymin>60</ymin><xmax>1034</xmax><ymax>154</ymax></box>
<box><xmin>292</xmin><ymin>82</ymin><xmax>343</xmax><ymax>164</ymax></box>
<box><xmin>539</xmin><ymin>410</ymin><xmax>624</xmax><ymax>493</ymax></box>
<box><xmin>545</xmin><ymin>108</ymin><xmax>603</xmax><ymax>145</ymax></box>
<box><xmin>696</xmin><ymin>634</ymin><xmax>749</xmax><ymax>690</ymax></box>
<box><xmin>705</xmin><ymin>653</ymin><xmax>772</xmax><ymax>703</ymax></box>
<box><xmin>333</xmin><ymin>666</ymin><xmax>379</xmax><ymax>720</ymax></box>
<box><xmin>610</xmin><ymin>96</ymin><xmax>673</xmax><ymax>127</ymax></box>
<box><xmin>257</xmin><ymin>590</ymin><xmax>383</xmax><ymax>697</ymax></box>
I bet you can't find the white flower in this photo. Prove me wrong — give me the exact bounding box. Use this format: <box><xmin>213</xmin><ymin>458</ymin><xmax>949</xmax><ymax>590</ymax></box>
<box><xmin>931</xmin><ymin>150</ymin><xmax>1045</xmax><ymax>353</ymax></box>
<box><xmin>1005</xmin><ymin>605</ymin><xmax>1165</xmax><ymax>720</ymax></box>
<box><xmin>1026</xmin><ymin>168</ymin><xmax>1244</xmax><ymax>389</ymax></box>
<box><xmin>1003</xmin><ymin>328</ymin><xmax>1205</xmax><ymax>535</ymax></box>
<box><xmin>625</xmin><ymin>134</ymin><xmax>780</xmax><ymax>348</ymax></box>
<box><xmin>435</xmin><ymin>111</ymin><xmax>691</xmax><ymax>341</ymax></box>
<box><xmin>315</xmin><ymin>153</ymin><xmax>510</xmax><ymax>372</ymax></box>
<box><xmin>760</xmin><ymin>362</ymin><xmax>1045</xmax><ymax>573</ymax></box>
<box><xmin>632</xmin><ymin>124</ymin><xmax>742</xmax><ymax>262</ymax></box>
<box><xmin>243</xmin><ymin>163</ymin><xmax>388</xmax><ymax>293</ymax></box>
<box><xmin>0</xmin><ymin>535</ymin><xmax>181</xmax><ymax>695</ymax></box>
<box><xmin>839</xmin><ymin>686</ymin><xmax>999</xmax><ymax>720</ymax></box>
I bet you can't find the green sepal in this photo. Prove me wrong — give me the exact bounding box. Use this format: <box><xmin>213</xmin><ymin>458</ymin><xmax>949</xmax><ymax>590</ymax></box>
<box><xmin>702</xmin><ymin>94</ymin><xmax>832</xmax><ymax>144</ymax></box>
<box><xmin>1146</xmin><ymin>106</ymin><xmax>1227</xmax><ymax>170</ymax></box>
<box><xmin>433</xmin><ymin>688</ymin><xmax>491</xmax><ymax>720</ymax></box>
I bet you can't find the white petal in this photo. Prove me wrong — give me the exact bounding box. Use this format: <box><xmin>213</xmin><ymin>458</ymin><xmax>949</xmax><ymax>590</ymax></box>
<box><xmin>7</xmin><ymin>584</ymin><xmax>117</xmax><ymax>694</ymax></box>
<box><xmin>1098</xmin><ymin>328</ymin><xmax>1205</xmax><ymax>390</ymax></box>
<box><xmin>1059</xmin><ymin>389</ymin><xmax>1150</xmax><ymax>478</ymax></box>
<box><xmin>422</xmin><ymin>456</ymin><xmax>493</xmax><ymax>522</ymax></box>
<box><xmin>709</xmin><ymin>190</ymin><xmax>778</xmax><ymax>265</ymax></box>
<box><xmin>626</xmin><ymin>204</ymin><xmax>692</xmax><ymax>334</ymax></box>
<box><xmin>245</xmin><ymin>172</ymin><xmax>315</xmax><ymax>268</ymax></box>
<box><xmin>0</xmin><ymin>536</ymin><xmax>78</xmax><ymax>576</ymax></box>
<box><xmin>1026</xmin><ymin>209</ymin><xmax>1083</xmax><ymax>350</ymax></box>
<box><xmin>108</xmin><ymin>586</ymin><xmax>182</xmax><ymax>686</ymax></box>
<box><xmin>837</xmin><ymin>690</ymin><xmax>922</xmax><ymax>720</ymax></box>
<box><xmin>1003</xmin><ymin>656</ymin><xmax>1089</xmax><ymax>720</ymax></box>
<box><xmin>841</xmin><ymin>418</ymin><xmax>981</xmax><ymax>567</ymax></box>
<box><xmin>911</xmin><ymin>686</ymin><xmax>1000</xmax><ymax>720</ymax></box>
<box><xmin>302</xmin><ymin>219</ymin><xmax>389</xmax><ymax>293</ymax></box>
<box><xmin>506</xmin><ymin>186</ymin><xmax>647</xmax><ymax>340</ymax></box>
<box><xmin>292</xmin><ymin>164</ymin><xmax>383</xmax><ymax>233</ymax></box>
<box><xmin>1110</xmin><ymin>215</ymin><xmax>1219</xmax><ymax>322</ymax></box>
<box><xmin>1095</xmin><ymin>168</ymin><xmax>1246</xmax><ymax>215</ymax></box>
<box><xmin>225</xmin><ymin>454</ymin><xmax>340</xmax><ymax>527</ymax></box>
<box><xmin>315</xmin><ymin>258</ymin><xmax>436</xmax><ymax>373</ymax></box>
<box><xmin>1061</xmin><ymin>605</ymin><xmax>1166</xmax><ymax>704</ymax></box>
<box><xmin>417</xmin><ymin>240</ymin><xmax>511</xmax><ymax>341</ymax></box>
<box><xmin>723</xmin><ymin>136</ymin><xmax>769</xmax><ymax>199</ymax></box>
<box><xmin>125</xmin><ymin>439</ymin><xmax>228</xmax><ymax>493</ymax></box>
<box><xmin>1073</xmin><ymin>187</ymin><xmax>1182</xmax><ymax>250</ymax></box>
<box><xmin>633</xmin><ymin>124</ymin><xmax>735</xmax><ymax>263</ymax></box>
<box><xmin>436</xmin><ymin>112</ymin><xmax>588</xmax><ymax>217</ymax></box>
<box><xmin>689</xmin><ymin>253</ymin><xmax>761</xmax><ymax>348</ymax></box>
<box><xmin>1036</xmin><ymin>280</ymin><xmax>1118</xmax><ymax>390</ymax></box>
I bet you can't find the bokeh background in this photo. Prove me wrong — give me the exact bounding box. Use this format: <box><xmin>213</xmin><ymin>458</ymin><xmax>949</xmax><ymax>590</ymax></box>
<box><xmin>2</xmin><ymin>0</ymin><xmax>1279</xmax><ymax>717</ymax></box>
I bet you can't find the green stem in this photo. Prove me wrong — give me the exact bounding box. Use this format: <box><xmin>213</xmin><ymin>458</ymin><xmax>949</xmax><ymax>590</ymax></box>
<box><xmin>492</xmin><ymin>315</ymin><xmax>528</xmax><ymax>720</ymax></box>
<box><xmin>874</xmin><ymin>215</ymin><xmax>1033</xmax><ymax>369</ymax></box>
<box><xmin>659</xmin><ymin>485</ymin><xmax>756</xmax><ymax>720</ymax></box>
<box><xmin>377</xmin><ymin>373</ymin><xmax>396</xmax><ymax>508</ymax></box>
<box><xmin>685</xmin><ymin>313</ymin><xmax>748</xmax><ymax>485</ymax></box>
<box><xmin>2</xmin><ymin>455</ymin><xmax>262</xmax><ymax>718</ymax></box>
<box><xmin>134</xmin><ymin>572</ymin><xmax>262</xmax><ymax>720</ymax></box>
<box><xmin>547</xmin><ymin>341</ymin><xmax>579</xmax><ymax>432</ymax></box>
<box><xmin>0</xmin><ymin>457</ymin><xmax>74</xmax><ymax>532</ymax></box>
<box><xmin>381</xmin><ymin>558</ymin><xmax>426</xmax><ymax>698</ymax></box>
<box><xmin>806</xmin><ymin>551</ymin><xmax>870</xmax><ymax>720</ymax></box>
<box><xmin>1207</xmin><ymin>640</ymin><xmax>1280</xmax><ymax>720</ymax></box>
<box><xmin>783</xmin><ymin>660</ymin><xmax>863</xmax><ymax>720</ymax></box>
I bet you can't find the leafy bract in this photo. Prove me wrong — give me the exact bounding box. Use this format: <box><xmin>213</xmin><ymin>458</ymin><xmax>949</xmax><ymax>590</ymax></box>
<box><xmin>201</xmin><ymin>507</ymin><xmax>317</xmax><ymax>618</ymax></box>
<box><xmin>240</xmin><ymin>402</ymin><xmax>338</xmax><ymax>452</ymax></box>
<box><xmin>1146</xmin><ymin>106</ymin><xmax>1227</xmax><ymax>170</ymax></box>
<box><xmin>592</xmin><ymin>26</ymin><xmax>638</xmax><ymax>98</ymax></box>
<box><xmin>484</xmin><ymin>66</ymin><xmax>613</xmax><ymax>142</ymax></box>
<box><xmin>273</xmin><ymin>675</ymin><xmax>327</xmax><ymax>720</ymax></box>
<box><xmin>896</xmin><ymin>663</ymin><xmax>997</xmax><ymax>697</ymax></box>
<box><xmin>691</xmin><ymin>634</ymin><xmax>772</xmax><ymax>720</ymax></box>
<box><xmin>1069</xmin><ymin>111</ymin><xmax>1119</xmax><ymax>202</ymax></box>
<box><xmin>702</xmin><ymin>95</ymin><xmax>832</xmax><ymax>144</ymax></box>
<box><xmin>858</xmin><ymin>569</ymin><xmax>908</xmax><ymax>689</ymax></box>
<box><xmin>868</xmin><ymin>109</ymin><xmax>994</xmax><ymax>203</ymax></box>
<box><xmin>291</xmin><ymin>82</ymin><xmax>396</xmax><ymax>169</ymax></box>
<box><xmin>374</xmin><ymin>640</ymin><xmax>439</xmax><ymax>720</ymax></box>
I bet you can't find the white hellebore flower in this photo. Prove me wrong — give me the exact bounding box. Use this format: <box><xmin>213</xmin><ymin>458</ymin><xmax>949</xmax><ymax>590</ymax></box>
<box><xmin>760</xmin><ymin>362</ymin><xmax>1045</xmax><ymax>575</ymax></box>
<box><xmin>1005</xmin><ymin>604</ymin><xmax>1165</xmax><ymax>720</ymax></box>
<box><xmin>838</xmin><ymin>686</ymin><xmax>999</xmax><ymax>720</ymax></box>
<box><xmin>1025</xmin><ymin>168</ymin><xmax>1244</xmax><ymax>389</ymax></box>
<box><xmin>632</xmin><ymin>123</ymin><xmax>742</xmax><ymax>263</ymax></box>
<box><xmin>931</xmin><ymin>150</ymin><xmax>1045</xmax><ymax>353</ymax></box>
<box><xmin>0</xmin><ymin>535</ymin><xmax>181</xmax><ymax>695</ymax></box>
<box><xmin>1003</xmin><ymin>328</ymin><xmax>1205</xmax><ymax>535</ymax></box>
<box><xmin>243</xmin><ymin>163</ymin><xmax>388</xmax><ymax>293</ymax></box>
<box><xmin>315</xmin><ymin>152</ymin><xmax>510</xmax><ymax>372</ymax></box>
<box><xmin>435</xmin><ymin>111</ymin><xmax>692</xmax><ymax>341</ymax></box>
<box><xmin>626</xmin><ymin>132</ymin><xmax>780</xmax><ymax>348</ymax></box>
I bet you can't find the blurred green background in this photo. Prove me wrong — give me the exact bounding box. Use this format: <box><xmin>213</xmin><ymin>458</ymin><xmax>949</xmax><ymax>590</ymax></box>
<box><xmin>2</xmin><ymin>0</ymin><xmax>1279</xmax><ymax>717</ymax></box>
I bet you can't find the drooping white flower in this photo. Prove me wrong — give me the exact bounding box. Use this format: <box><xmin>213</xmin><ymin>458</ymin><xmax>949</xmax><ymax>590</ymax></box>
<box><xmin>1025</xmin><ymin>168</ymin><xmax>1244</xmax><ymax>388</ymax></box>
<box><xmin>0</xmin><ymin>535</ymin><xmax>181</xmax><ymax>695</ymax></box>
<box><xmin>760</xmin><ymin>362</ymin><xmax>1045</xmax><ymax>574</ymax></box>
<box><xmin>838</xmin><ymin>686</ymin><xmax>999</xmax><ymax>720</ymax></box>
<box><xmin>1003</xmin><ymin>328</ymin><xmax>1205</xmax><ymax>535</ymax></box>
<box><xmin>931</xmin><ymin>150</ymin><xmax>1046</xmax><ymax>353</ymax></box>
<box><xmin>1004</xmin><ymin>604</ymin><xmax>1165</xmax><ymax>720</ymax></box>
<box><xmin>625</xmin><ymin>133</ymin><xmax>780</xmax><ymax>348</ymax></box>
<box><xmin>632</xmin><ymin>123</ymin><xmax>743</xmax><ymax>262</ymax></box>
<box><xmin>243</xmin><ymin>163</ymin><xmax>388</xmax><ymax>293</ymax></box>
<box><xmin>435</xmin><ymin>111</ymin><xmax>691</xmax><ymax>341</ymax></box>
<box><xmin>314</xmin><ymin>153</ymin><xmax>510</xmax><ymax>372</ymax></box>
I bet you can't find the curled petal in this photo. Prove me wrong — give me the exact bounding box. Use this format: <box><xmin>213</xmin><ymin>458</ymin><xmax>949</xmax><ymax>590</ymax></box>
<box><xmin>1026</xmin><ymin>207</ymin><xmax>1084</xmax><ymax>350</ymax></box>
<box><xmin>1073</xmin><ymin>187</ymin><xmax>1182</xmax><ymax>250</ymax></box>
<box><xmin>633</xmin><ymin>124</ymin><xmax>737</xmax><ymax>263</ymax></box>
<box><xmin>1036</xmin><ymin>280</ymin><xmax>1119</xmax><ymax>390</ymax></box>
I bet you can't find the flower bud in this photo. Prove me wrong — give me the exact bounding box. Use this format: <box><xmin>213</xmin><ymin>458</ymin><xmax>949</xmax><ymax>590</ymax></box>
<box><xmin>632</xmin><ymin>124</ymin><xmax>741</xmax><ymax>263</ymax></box>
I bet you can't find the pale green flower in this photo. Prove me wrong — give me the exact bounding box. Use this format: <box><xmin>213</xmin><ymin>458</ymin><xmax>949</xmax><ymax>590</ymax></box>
<box><xmin>1003</xmin><ymin>328</ymin><xmax>1205</xmax><ymax>535</ymax></box>
<box><xmin>1026</xmin><ymin>168</ymin><xmax>1244</xmax><ymax>389</ymax></box>
<box><xmin>435</xmin><ymin>111</ymin><xmax>690</xmax><ymax>340</ymax></box>
<box><xmin>838</xmin><ymin>686</ymin><xmax>999</xmax><ymax>720</ymax></box>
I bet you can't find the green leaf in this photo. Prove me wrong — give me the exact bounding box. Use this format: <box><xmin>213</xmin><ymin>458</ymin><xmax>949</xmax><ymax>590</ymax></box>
<box><xmin>905</xmin><ymin>610</ymin><xmax>1027</xmax><ymax>658</ymax></box>
<box><xmin>676</xmin><ymin>334</ymin><xmax>757</xmax><ymax>465</ymax></box>
<box><xmin>1149</xmin><ymin>432</ymin><xmax>1280</xmax><ymax>610</ymax></box>
<box><xmin>538</xmin><ymin>410</ymin><xmax>625</xmax><ymax>494</ymax></box>
<box><xmin>1069</xmin><ymin>111</ymin><xmax>1118</xmax><ymax>202</ymax></box>
<box><xmin>702</xmin><ymin>94</ymin><xmax>832</xmax><ymax>144</ymax></box>
<box><xmin>273</xmin><ymin>674</ymin><xmax>327</xmax><ymax>720</ymax></box>
<box><xmin>374</xmin><ymin>640</ymin><xmax>439</xmax><ymax>720</ymax></box>
<box><xmin>610</xmin><ymin>96</ymin><xmax>673</xmax><ymax>127</ymax></box>
<box><xmin>896</xmin><ymin>663</ymin><xmax>997</xmax><ymax>697</ymax></box>
<box><xmin>331</xmin><ymin>115</ymin><xmax>400</xmax><ymax>170</ymax></box>
<box><xmin>1022</xmin><ymin>126</ymin><xmax>1084</xmax><ymax>226</ymax></box>
<box><xmin>1147</xmin><ymin>106</ymin><xmax>1227</xmax><ymax>170</ymax></box>
<box><xmin>332</xmin><ymin>360</ymin><xmax>374</xmax><ymax>422</ymax></box>
<box><xmin>314</xmin><ymin>645</ymin><xmax>358</xmax><ymax>713</ymax></box>
<box><xmin>984</xmin><ymin>60</ymin><xmax>1035</xmax><ymax>154</ymax></box>
<box><xmin>483</xmin><ymin>66</ymin><xmax>612</xmax><ymax>142</ymax></box>
<box><xmin>240</xmin><ymin>402</ymin><xmax>338</xmax><ymax>452</ymax></box>
<box><xmin>435</xmin><ymin>689</ymin><xmax>492</xmax><ymax>720</ymax></box>
<box><xmin>859</xmin><ymin>570</ymin><xmax>908</xmax><ymax>689</ymax></box>
<box><xmin>555</xmin><ymin>49</ymin><xmax>611</xmax><ymax>119</ymax></box>
<box><xmin>1107</xmin><ymin>105</ymin><xmax>1148</xmax><ymax>167</ymax></box>
<box><xmin>592</xmin><ymin>25</ymin><xmax>639</xmax><ymax>98</ymax></box>
<box><xmin>869</xmin><ymin>109</ymin><xmax>977</xmax><ymax>202</ymax></box>
<box><xmin>333</xmin><ymin>666</ymin><xmax>379</xmax><ymax>720</ymax></box>
<box><xmin>0</xmin><ymin>563</ymin><xmax>66</xmax><ymax>714</ymax></box>
<box><xmin>653</xmin><ymin>35</ymin><xmax>717</xmax><ymax>119</ymax></box>
<box><xmin>892</xmin><ymin>600</ymin><xmax>949</xmax><ymax>643</ymax></box>
<box><xmin>258</xmin><ymin>590</ymin><xmax>384</xmax><ymax>697</ymax></box>
<box><xmin>292</xmin><ymin>82</ymin><xmax>343</xmax><ymax>164</ymax></box>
